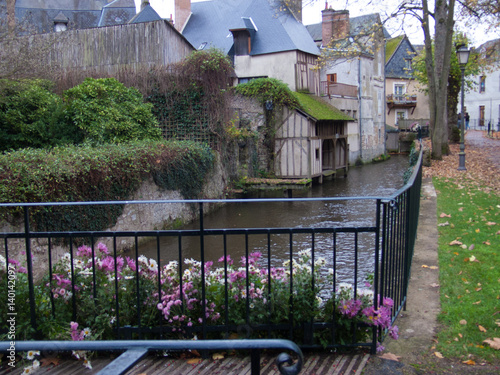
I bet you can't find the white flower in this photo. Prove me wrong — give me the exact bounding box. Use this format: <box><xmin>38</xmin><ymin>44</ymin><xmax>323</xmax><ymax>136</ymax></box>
<box><xmin>26</xmin><ymin>350</ymin><xmax>40</xmax><ymax>360</ymax></box>
<box><xmin>147</xmin><ymin>258</ymin><xmax>158</xmax><ymax>272</ymax></box>
<box><xmin>82</xmin><ymin>327</ymin><xmax>91</xmax><ymax>337</ymax></box>
<box><xmin>83</xmin><ymin>359</ymin><xmax>92</xmax><ymax>369</ymax></box>
<box><xmin>32</xmin><ymin>360</ymin><xmax>40</xmax><ymax>369</ymax></box>
<box><xmin>357</xmin><ymin>288</ymin><xmax>374</xmax><ymax>302</ymax></box>
<box><xmin>314</xmin><ymin>257</ymin><xmax>326</xmax><ymax>267</ymax></box>
<box><xmin>184</xmin><ymin>258</ymin><xmax>201</xmax><ymax>267</ymax></box>
<box><xmin>164</xmin><ymin>260</ymin><xmax>179</xmax><ymax>270</ymax></box>
<box><xmin>0</xmin><ymin>254</ymin><xmax>6</xmax><ymax>271</ymax></box>
<box><xmin>298</xmin><ymin>249</ymin><xmax>312</xmax><ymax>258</ymax></box>
<box><xmin>138</xmin><ymin>255</ymin><xmax>148</xmax><ymax>264</ymax></box>
<box><xmin>22</xmin><ymin>366</ymin><xmax>33</xmax><ymax>374</ymax></box>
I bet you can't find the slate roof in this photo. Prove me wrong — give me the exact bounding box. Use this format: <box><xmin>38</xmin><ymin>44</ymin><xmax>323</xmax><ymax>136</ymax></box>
<box><xmin>182</xmin><ymin>0</ymin><xmax>319</xmax><ymax>56</ymax></box>
<box><xmin>128</xmin><ymin>4</ymin><xmax>162</xmax><ymax>24</ymax></box>
<box><xmin>385</xmin><ymin>35</ymin><xmax>416</xmax><ymax>79</ymax></box>
<box><xmin>14</xmin><ymin>0</ymin><xmax>136</xmax><ymax>33</ymax></box>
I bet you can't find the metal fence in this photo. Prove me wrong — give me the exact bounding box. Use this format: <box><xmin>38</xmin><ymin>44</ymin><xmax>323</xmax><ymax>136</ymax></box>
<box><xmin>1</xmin><ymin>149</ymin><xmax>422</xmax><ymax>360</ymax></box>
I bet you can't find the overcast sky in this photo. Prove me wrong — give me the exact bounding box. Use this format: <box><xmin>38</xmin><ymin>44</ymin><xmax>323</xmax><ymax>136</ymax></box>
<box><xmin>135</xmin><ymin>0</ymin><xmax>499</xmax><ymax>47</ymax></box>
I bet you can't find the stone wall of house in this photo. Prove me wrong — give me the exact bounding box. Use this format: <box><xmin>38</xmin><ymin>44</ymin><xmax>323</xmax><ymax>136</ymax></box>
<box><xmin>228</xmin><ymin>94</ymin><xmax>275</xmax><ymax>178</ymax></box>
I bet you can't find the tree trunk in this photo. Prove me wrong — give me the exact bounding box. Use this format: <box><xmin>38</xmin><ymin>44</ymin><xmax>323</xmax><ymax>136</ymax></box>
<box><xmin>423</xmin><ymin>0</ymin><xmax>456</xmax><ymax>159</ymax></box>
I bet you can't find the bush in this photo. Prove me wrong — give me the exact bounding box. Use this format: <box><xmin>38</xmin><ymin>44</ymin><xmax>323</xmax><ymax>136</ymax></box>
<box><xmin>63</xmin><ymin>78</ymin><xmax>161</xmax><ymax>145</ymax></box>
<box><xmin>0</xmin><ymin>79</ymin><xmax>82</xmax><ymax>151</ymax></box>
<box><xmin>0</xmin><ymin>140</ymin><xmax>214</xmax><ymax>232</ymax></box>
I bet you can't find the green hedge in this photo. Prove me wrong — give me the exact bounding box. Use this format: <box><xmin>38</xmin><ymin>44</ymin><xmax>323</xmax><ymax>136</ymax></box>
<box><xmin>0</xmin><ymin>140</ymin><xmax>214</xmax><ymax>232</ymax></box>
<box><xmin>0</xmin><ymin>78</ymin><xmax>162</xmax><ymax>152</ymax></box>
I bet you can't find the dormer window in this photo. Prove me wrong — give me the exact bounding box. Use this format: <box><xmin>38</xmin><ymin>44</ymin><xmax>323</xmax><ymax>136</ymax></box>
<box><xmin>53</xmin><ymin>11</ymin><xmax>69</xmax><ymax>32</ymax></box>
<box><xmin>230</xmin><ymin>17</ymin><xmax>257</xmax><ymax>56</ymax></box>
<box><xmin>231</xmin><ymin>29</ymin><xmax>252</xmax><ymax>55</ymax></box>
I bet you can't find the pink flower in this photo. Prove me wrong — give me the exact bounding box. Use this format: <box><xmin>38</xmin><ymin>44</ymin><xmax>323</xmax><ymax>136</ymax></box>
<box><xmin>77</xmin><ymin>245</ymin><xmax>92</xmax><ymax>257</ymax></box>
<box><xmin>389</xmin><ymin>325</ymin><xmax>399</xmax><ymax>340</ymax></box>
<box><xmin>97</xmin><ymin>243</ymin><xmax>109</xmax><ymax>255</ymax></box>
<box><xmin>218</xmin><ymin>255</ymin><xmax>233</xmax><ymax>265</ymax></box>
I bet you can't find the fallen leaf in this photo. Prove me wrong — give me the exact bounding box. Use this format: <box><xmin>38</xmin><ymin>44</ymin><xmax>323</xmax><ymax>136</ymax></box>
<box><xmin>460</xmin><ymin>319</ymin><xmax>467</xmax><ymax>325</ymax></box>
<box><xmin>475</xmin><ymin>228</ymin><xmax>480</xmax><ymax>233</ymax></box>
<box><xmin>429</xmin><ymin>266</ymin><xmax>439</xmax><ymax>270</ymax></box>
<box><xmin>483</xmin><ymin>338</ymin><xmax>500</xmax><ymax>350</ymax></box>
<box><xmin>459</xmin><ymin>207</ymin><xmax>464</xmax><ymax>212</ymax></box>
<box><xmin>212</xmin><ymin>353</ymin><xmax>225</xmax><ymax>360</ymax></box>
<box><xmin>449</xmin><ymin>240</ymin><xmax>463</xmax><ymax>246</ymax></box>
<box><xmin>440</xmin><ymin>213</ymin><xmax>452</xmax><ymax>218</ymax></box>
<box><xmin>438</xmin><ymin>221</ymin><xmax>450</xmax><ymax>227</ymax></box>
<box><xmin>187</xmin><ymin>358</ymin><xmax>202</xmax><ymax>364</ymax></box>
<box><xmin>41</xmin><ymin>357</ymin><xmax>60</xmax><ymax>367</ymax></box>
<box><xmin>473</xmin><ymin>301</ymin><xmax>481</xmax><ymax>305</ymax></box>
<box><xmin>478</xmin><ymin>325</ymin><xmax>487</xmax><ymax>332</ymax></box>
<box><xmin>434</xmin><ymin>352</ymin><xmax>444</xmax><ymax>359</ymax></box>
<box><xmin>379</xmin><ymin>353</ymin><xmax>401</xmax><ymax>361</ymax></box>
<box><xmin>422</xmin><ymin>264</ymin><xmax>429</xmax><ymax>268</ymax></box>
<box><xmin>468</xmin><ymin>244</ymin><xmax>475</xmax><ymax>251</ymax></box>
<box><xmin>483</xmin><ymin>240</ymin><xmax>491</xmax><ymax>245</ymax></box>
<box><xmin>463</xmin><ymin>359</ymin><xmax>476</xmax><ymax>365</ymax></box>
<box><xmin>459</xmin><ymin>333</ymin><xmax>463</xmax><ymax>338</ymax></box>
<box><xmin>430</xmin><ymin>283</ymin><xmax>440</xmax><ymax>288</ymax></box>
<box><xmin>486</xmin><ymin>222</ymin><xmax>496</xmax><ymax>226</ymax></box>
<box><xmin>469</xmin><ymin>255</ymin><xmax>477</xmax><ymax>262</ymax></box>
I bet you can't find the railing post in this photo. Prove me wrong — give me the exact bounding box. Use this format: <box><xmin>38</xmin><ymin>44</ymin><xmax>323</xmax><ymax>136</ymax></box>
<box><xmin>23</xmin><ymin>207</ymin><xmax>37</xmax><ymax>333</ymax></box>
<box><xmin>199</xmin><ymin>202</ymin><xmax>207</xmax><ymax>341</ymax></box>
<box><xmin>251</xmin><ymin>348</ymin><xmax>261</xmax><ymax>375</ymax></box>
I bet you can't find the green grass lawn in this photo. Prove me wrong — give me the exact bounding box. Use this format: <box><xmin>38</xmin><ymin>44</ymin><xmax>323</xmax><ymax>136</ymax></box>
<box><xmin>434</xmin><ymin>177</ymin><xmax>500</xmax><ymax>363</ymax></box>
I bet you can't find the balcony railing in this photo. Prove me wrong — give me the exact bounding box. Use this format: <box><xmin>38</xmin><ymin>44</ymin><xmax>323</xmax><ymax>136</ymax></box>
<box><xmin>386</xmin><ymin>94</ymin><xmax>418</xmax><ymax>114</ymax></box>
<box><xmin>320</xmin><ymin>81</ymin><xmax>358</xmax><ymax>98</ymax></box>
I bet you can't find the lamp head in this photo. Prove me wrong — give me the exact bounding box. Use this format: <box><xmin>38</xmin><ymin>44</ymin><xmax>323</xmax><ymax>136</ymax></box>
<box><xmin>456</xmin><ymin>45</ymin><xmax>470</xmax><ymax>66</ymax></box>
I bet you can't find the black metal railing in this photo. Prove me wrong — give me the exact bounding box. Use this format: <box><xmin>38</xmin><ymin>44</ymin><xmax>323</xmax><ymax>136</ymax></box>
<box><xmin>1</xmin><ymin>149</ymin><xmax>422</xmax><ymax>359</ymax></box>
<box><xmin>0</xmin><ymin>339</ymin><xmax>303</xmax><ymax>375</ymax></box>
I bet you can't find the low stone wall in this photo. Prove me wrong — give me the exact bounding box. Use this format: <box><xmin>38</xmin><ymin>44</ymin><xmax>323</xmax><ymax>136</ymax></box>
<box><xmin>1</xmin><ymin>153</ymin><xmax>229</xmax><ymax>278</ymax></box>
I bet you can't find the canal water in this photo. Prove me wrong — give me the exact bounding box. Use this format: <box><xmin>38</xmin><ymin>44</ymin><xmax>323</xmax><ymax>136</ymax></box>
<box><xmin>137</xmin><ymin>154</ymin><xmax>409</xmax><ymax>282</ymax></box>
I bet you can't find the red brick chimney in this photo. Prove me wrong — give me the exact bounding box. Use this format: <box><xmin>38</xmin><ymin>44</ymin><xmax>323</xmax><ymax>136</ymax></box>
<box><xmin>322</xmin><ymin>5</ymin><xmax>350</xmax><ymax>46</ymax></box>
<box><xmin>175</xmin><ymin>0</ymin><xmax>191</xmax><ymax>32</ymax></box>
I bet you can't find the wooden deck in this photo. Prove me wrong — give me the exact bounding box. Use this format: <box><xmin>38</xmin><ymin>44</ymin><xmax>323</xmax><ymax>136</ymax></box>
<box><xmin>1</xmin><ymin>351</ymin><xmax>370</xmax><ymax>375</ymax></box>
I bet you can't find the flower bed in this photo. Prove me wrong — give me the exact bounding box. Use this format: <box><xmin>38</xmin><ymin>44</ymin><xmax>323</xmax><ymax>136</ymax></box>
<box><xmin>1</xmin><ymin>243</ymin><xmax>397</xmax><ymax>351</ymax></box>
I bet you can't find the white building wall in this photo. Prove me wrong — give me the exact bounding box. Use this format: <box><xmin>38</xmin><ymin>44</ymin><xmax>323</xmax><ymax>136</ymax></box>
<box><xmin>235</xmin><ymin>51</ymin><xmax>299</xmax><ymax>91</ymax></box>
<box><xmin>464</xmin><ymin>66</ymin><xmax>500</xmax><ymax>130</ymax></box>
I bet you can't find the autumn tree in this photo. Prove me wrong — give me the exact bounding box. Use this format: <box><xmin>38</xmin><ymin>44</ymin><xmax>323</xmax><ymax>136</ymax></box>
<box><xmin>412</xmin><ymin>33</ymin><xmax>481</xmax><ymax>143</ymax></box>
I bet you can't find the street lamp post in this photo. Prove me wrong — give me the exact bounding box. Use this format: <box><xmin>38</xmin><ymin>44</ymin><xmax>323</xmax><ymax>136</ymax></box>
<box><xmin>457</xmin><ymin>45</ymin><xmax>470</xmax><ymax>171</ymax></box>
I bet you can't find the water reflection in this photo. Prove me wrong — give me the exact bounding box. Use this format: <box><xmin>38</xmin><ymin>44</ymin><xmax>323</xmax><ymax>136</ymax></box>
<box><xmin>134</xmin><ymin>155</ymin><xmax>408</xmax><ymax>283</ymax></box>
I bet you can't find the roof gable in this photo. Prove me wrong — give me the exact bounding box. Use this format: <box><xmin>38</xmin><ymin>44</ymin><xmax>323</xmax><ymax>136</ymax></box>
<box><xmin>385</xmin><ymin>35</ymin><xmax>416</xmax><ymax>79</ymax></box>
<box><xmin>127</xmin><ymin>4</ymin><xmax>162</xmax><ymax>24</ymax></box>
<box><xmin>182</xmin><ymin>0</ymin><xmax>319</xmax><ymax>56</ymax></box>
